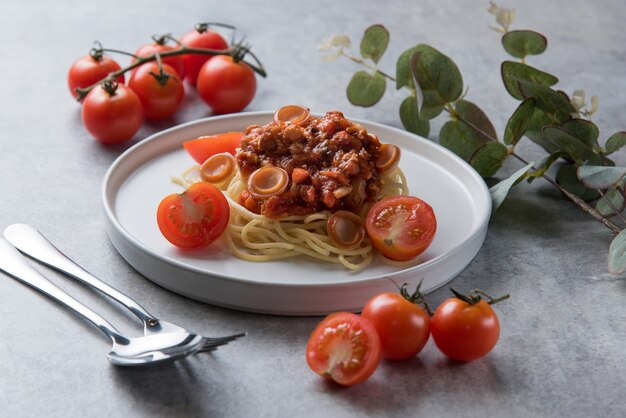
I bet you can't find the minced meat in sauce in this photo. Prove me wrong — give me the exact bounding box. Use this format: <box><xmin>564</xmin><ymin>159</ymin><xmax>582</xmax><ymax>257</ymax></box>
<box><xmin>236</xmin><ymin>111</ymin><xmax>383</xmax><ymax>218</ymax></box>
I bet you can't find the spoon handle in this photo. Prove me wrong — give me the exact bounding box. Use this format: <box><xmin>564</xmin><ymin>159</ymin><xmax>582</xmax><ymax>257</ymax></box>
<box><xmin>4</xmin><ymin>223</ymin><xmax>158</xmax><ymax>325</ymax></box>
<box><xmin>0</xmin><ymin>238</ymin><xmax>127</xmax><ymax>343</ymax></box>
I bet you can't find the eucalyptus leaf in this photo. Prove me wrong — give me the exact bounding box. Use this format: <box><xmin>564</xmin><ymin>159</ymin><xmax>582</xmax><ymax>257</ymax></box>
<box><xmin>608</xmin><ymin>229</ymin><xmax>626</xmax><ymax>274</ymax></box>
<box><xmin>518</xmin><ymin>80</ymin><xmax>575</xmax><ymax>123</ymax></box>
<box><xmin>360</xmin><ymin>24</ymin><xmax>390</xmax><ymax>64</ymax></box>
<box><xmin>346</xmin><ymin>71</ymin><xmax>386</xmax><ymax>107</ymax></box>
<box><xmin>561</xmin><ymin>119</ymin><xmax>599</xmax><ymax>148</ymax></box>
<box><xmin>396</xmin><ymin>46</ymin><xmax>419</xmax><ymax>90</ymax></box>
<box><xmin>490</xmin><ymin>162</ymin><xmax>534</xmax><ymax>213</ymax></box>
<box><xmin>504</xmin><ymin>98</ymin><xmax>535</xmax><ymax>146</ymax></box>
<box><xmin>501</xmin><ymin>61</ymin><xmax>558</xmax><ymax>100</ymax></box>
<box><xmin>439</xmin><ymin>120</ymin><xmax>486</xmax><ymax>160</ymax></box>
<box><xmin>524</xmin><ymin>108</ymin><xmax>560</xmax><ymax>154</ymax></box>
<box><xmin>410</xmin><ymin>44</ymin><xmax>463</xmax><ymax>119</ymax></box>
<box><xmin>556</xmin><ymin>164</ymin><xmax>599</xmax><ymax>201</ymax></box>
<box><xmin>455</xmin><ymin>100</ymin><xmax>497</xmax><ymax>140</ymax></box>
<box><xmin>577</xmin><ymin>166</ymin><xmax>626</xmax><ymax>189</ymax></box>
<box><xmin>469</xmin><ymin>141</ymin><xmax>508</xmax><ymax>178</ymax></box>
<box><xmin>400</xmin><ymin>96</ymin><xmax>430</xmax><ymax>137</ymax></box>
<box><xmin>596</xmin><ymin>186</ymin><xmax>625</xmax><ymax>217</ymax></box>
<box><xmin>605</xmin><ymin>132</ymin><xmax>626</xmax><ymax>154</ymax></box>
<box><xmin>543</xmin><ymin>126</ymin><xmax>595</xmax><ymax>163</ymax></box>
<box><xmin>502</xmin><ymin>30</ymin><xmax>548</xmax><ymax>59</ymax></box>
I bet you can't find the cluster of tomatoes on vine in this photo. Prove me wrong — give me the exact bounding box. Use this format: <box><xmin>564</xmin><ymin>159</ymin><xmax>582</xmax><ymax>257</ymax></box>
<box><xmin>67</xmin><ymin>23</ymin><xmax>266</xmax><ymax>144</ymax></box>
<box><xmin>306</xmin><ymin>284</ymin><xmax>509</xmax><ymax>386</ymax></box>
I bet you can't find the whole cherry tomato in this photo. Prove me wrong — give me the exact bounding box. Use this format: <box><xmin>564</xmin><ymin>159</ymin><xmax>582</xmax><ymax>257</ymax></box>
<box><xmin>365</xmin><ymin>195</ymin><xmax>437</xmax><ymax>261</ymax></box>
<box><xmin>197</xmin><ymin>55</ymin><xmax>256</xmax><ymax>114</ymax></box>
<box><xmin>81</xmin><ymin>81</ymin><xmax>143</xmax><ymax>144</ymax></box>
<box><xmin>67</xmin><ymin>54</ymin><xmax>124</xmax><ymax>100</ymax></box>
<box><xmin>157</xmin><ymin>182</ymin><xmax>230</xmax><ymax>249</ymax></box>
<box><xmin>132</xmin><ymin>42</ymin><xmax>185</xmax><ymax>80</ymax></box>
<box><xmin>361</xmin><ymin>289</ymin><xmax>431</xmax><ymax>361</ymax></box>
<box><xmin>179</xmin><ymin>25</ymin><xmax>229</xmax><ymax>86</ymax></box>
<box><xmin>306</xmin><ymin>312</ymin><xmax>381</xmax><ymax>386</ymax></box>
<box><xmin>431</xmin><ymin>292</ymin><xmax>502</xmax><ymax>362</ymax></box>
<box><xmin>128</xmin><ymin>62</ymin><xmax>184</xmax><ymax>120</ymax></box>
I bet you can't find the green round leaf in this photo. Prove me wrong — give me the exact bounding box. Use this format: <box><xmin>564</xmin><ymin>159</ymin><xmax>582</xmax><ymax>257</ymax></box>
<box><xmin>469</xmin><ymin>141</ymin><xmax>508</xmax><ymax>178</ymax></box>
<box><xmin>517</xmin><ymin>80</ymin><xmax>575</xmax><ymax>123</ymax></box>
<box><xmin>501</xmin><ymin>30</ymin><xmax>548</xmax><ymax>59</ymax></box>
<box><xmin>360</xmin><ymin>24</ymin><xmax>389</xmax><ymax>64</ymax></box>
<box><xmin>439</xmin><ymin>120</ymin><xmax>485</xmax><ymax>160</ymax></box>
<box><xmin>501</xmin><ymin>61</ymin><xmax>558</xmax><ymax>100</ymax></box>
<box><xmin>606</xmin><ymin>132</ymin><xmax>626</xmax><ymax>154</ymax></box>
<box><xmin>346</xmin><ymin>70</ymin><xmax>386</xmax><ymax>107</ymax></box>
<box><xmin>556</xmin><ymin>164</ymin><xmax>599</xmax><ymax>201</ymax></box>
<box><xmin>396</xmin><ymin>46</ymin><xmax>419</xmax><ymax>90</ymax></box>
<box><xmin>455</xmin><ymin>100</ymin><xmax>497</xmax><ymax>140</ymax></box>
<box><xmin>410</xmin><ymin>44</ymin><xmax>463</xmax><ymax>118</ymax></box>
<box><xmin>543</xmin><ymin>126</ymin><xmax>596</xmax><ymax>163</ymax></box>
<box><xmin>504</xmin><ymin>98</ymin><xmax>535</xmax><ymax>146</ymax></box>
<box><xmin>596</xmin><ymin>186</ymin><xmax>625</xmax><ymax>217</ymax></box>
<box><xmin>561</xmin><ymin>119</ymin><xmax>600</xmax><ymax>148</ymax></box>
<box><xmin>609</xmin><ymin>229</ymin><xmax>626</xmax><ymax>274</ymax></box>
<box><xmin>399</xmin><ymin>96</ymin><xmax>430</xmax><ymax>137</ymax></box>
<box><xmin>577</xmin><ymin>166</ymin><xmax>626</xmax><ymax>189</ymax></box>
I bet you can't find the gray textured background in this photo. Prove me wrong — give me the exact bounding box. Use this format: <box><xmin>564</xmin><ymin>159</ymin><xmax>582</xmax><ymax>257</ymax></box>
<box><xmin>1</xmin><ymin>0</ymin><xmax>625</xmax><ymax>417</ymax></box>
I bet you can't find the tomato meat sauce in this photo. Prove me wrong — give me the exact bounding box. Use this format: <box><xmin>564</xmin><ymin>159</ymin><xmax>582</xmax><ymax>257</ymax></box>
<box><xmin>236</xmin><ymin>111</ymin><xmax>383</xmax><ymax>218</ymax></box>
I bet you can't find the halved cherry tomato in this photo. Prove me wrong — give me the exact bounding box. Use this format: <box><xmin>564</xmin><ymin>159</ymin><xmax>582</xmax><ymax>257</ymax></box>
<box><xmin>183</xmin><ymin>131</ymin><xmax>243</xmax><ymax>164</ymax></box>
<box><xmin>361</xmin><ymin>291</ymin><xmax>430</xmax><ymax>360</ymax></box>
<box><xmin>431</xmin><ymin>297</ymin><xmax>501</xmax><ymax>362</ymax></box>
<box><xmin>365</xmin><ymin>195</ymin><xmax>436</xmax><ymax>261</ymax></box>
<box><xmin>156</xmin><ymin>182</ymin><xmax>230</xmax><ymax>249</ymax></box>
<box><xmin>306</xmin><ymin>312</ymin><xmax>381</xmax><ymax>386</ymax></box>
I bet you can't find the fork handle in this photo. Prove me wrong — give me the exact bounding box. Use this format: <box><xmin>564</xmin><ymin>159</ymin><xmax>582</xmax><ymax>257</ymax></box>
<box><xmin>4</xmin><ymin>224</ymin><xmax>158</xmax><ymax>325</ymax></box>
<box><xmin>0</xmin><ymin>238</ymin><xmax>129</xmax><ymax>343</ymax></box>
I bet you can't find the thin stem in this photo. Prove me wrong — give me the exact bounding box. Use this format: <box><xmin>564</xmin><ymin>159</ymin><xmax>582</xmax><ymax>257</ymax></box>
<box><xmin>339</xmin><ymin>50</ymin><xmax>397</xmax><ymax>82</ymax></box>
<box><xmin>75</xmin><ymin>44</ymin><xmax>267</xmax><ymax>100</ymax></box>
<box><xmin>449</xmin><ymin>109</ymin><xmax>623</xmax><ymax>236</ymax></box>
<box><xmin>597</xmin><ymin>189</ymin><xmax>626</xmax><ymax>227</ymax></box>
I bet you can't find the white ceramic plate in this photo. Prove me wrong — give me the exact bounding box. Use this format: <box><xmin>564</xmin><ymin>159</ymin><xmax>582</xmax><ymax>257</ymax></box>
<box><xmin>103</xmin><ymin>111</ymin><xmax>491</xmax><ymax>316</ymax></box>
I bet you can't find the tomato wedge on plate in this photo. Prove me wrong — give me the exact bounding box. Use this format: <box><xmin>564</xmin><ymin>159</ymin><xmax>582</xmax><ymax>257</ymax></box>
<box><xmin>306</xmin><ymin>312</ymin><xmax>381</xmax><ymax>386</ymax></box>
<box><xmin>183</xmin><ymin>131</ymin><xmax>243</xmax><ymax>164</ymax></box>
<box><xmin>157</xmin><ymin>182</ymin><xmax>230</xmax><ymax>249</ymax></box>
<box><xmin>365</xmin><ymin>195</ymin><xmax>437</xmax><ymax>261</ymax></box>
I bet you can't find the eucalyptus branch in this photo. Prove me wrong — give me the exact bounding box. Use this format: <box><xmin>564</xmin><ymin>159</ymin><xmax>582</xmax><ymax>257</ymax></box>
<box><xmin>337</xmin><ymin>49</ymin><xmax>396</xmax><ymax>82</ymax></box>
<box><xmin>597</xmin><ymin>189</ymin><xmax>626</xmax><ymax>228</ymax></box>
<box><xmin>451</xmin><ymin>111</ymin><xmax>622</xmax><ymax>235</ymax></box>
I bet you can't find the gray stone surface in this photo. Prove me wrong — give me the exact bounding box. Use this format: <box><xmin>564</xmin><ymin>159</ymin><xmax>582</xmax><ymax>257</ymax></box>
<box><xmin>1</xmin><ymin>0</ymin><xmax>625</xmax><ymax>416</ymax></box>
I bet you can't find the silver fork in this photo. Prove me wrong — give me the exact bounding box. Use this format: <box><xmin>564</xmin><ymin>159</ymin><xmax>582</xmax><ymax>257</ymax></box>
<box><xmin>1</xmin><ymin>224</ymin><xmax>245</xmax><ymax>365</ymax></box>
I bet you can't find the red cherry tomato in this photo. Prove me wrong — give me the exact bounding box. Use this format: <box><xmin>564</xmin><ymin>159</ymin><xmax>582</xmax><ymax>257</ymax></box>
<box><xmin>179</xmin><ymin>27</ymin><xmax>228</xmax><ymax>86</ymax></box>
<box><xmin>361</xmin><ymin>292</ymin><xmax>430</xmax><ymax>360</ymax></box>
<box><xmin>67</xmin><ymin>55</ymin><xmax>124</xmax><ymax>100</ymax></box>
<box><xmin>431</xmin><ymin>298</ymin><xmax>500</xmax><ymax>362</ymax></box>
<box><xmin>128</xmin><ymin>62</ymin><xmax>184</xmax><ymax>120</ymax></box>
<box><xmin>183</xmin><ymin>131</ymin><xmax>244</xmax><ymax>164</ymax></box>
<box><xmin>156</xmin><ymin>182</ymin><xmax>230</xmax><ymax>249</ymax></box>
<box><xmin>365</xmin><ymin>195</ymin><xmax>437</xmax><ymax>261</ymax></box>
<box><xmin>197</xmin><ymin>55</ymin><xmax>256</xmax><ymax>114</ymax></box>
<box><xmin>306</xmin><ymin>312</ymin><xmax>381</xmax><ymax>386</ymax></box>
<box><xmin>81</xmin><ymin>82</ymin><xmax>143</xmax><ymax>144</ymax></box>
<box><xmin>132</xmin><ymin>43</ymin><xmax>185</xmax><ymax>80</ymax></box>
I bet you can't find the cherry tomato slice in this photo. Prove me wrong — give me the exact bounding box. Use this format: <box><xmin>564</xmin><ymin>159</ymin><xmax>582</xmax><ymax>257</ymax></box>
<box><xmin>431</xmin><ymin>298</ymin><xmax>500</xmax><ymax>362</ymax></box>
<box><xmin>183</xmin><ymin>131</ymin><xmax>244</xmax><ymax>164</ymax></box>
<box><xmin>365</xmin><ymin>195</ymin><xmax>437</xmax><ymax>261</ymax></box>
<box><xmin>361</xmin><ymin>292</ymin><xmax>430</xmax><ymax>360</ymax></box>
<box><xmin>156</xmin><ymin>182</ymin><xmax>230</xmax><ymax>249</ymax></box>
<box><xmin>306</xmin><ymin>312</ymin><xmax>381</xmax><ymax>386</ymax></box>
